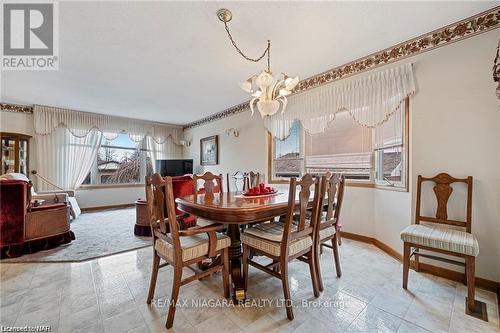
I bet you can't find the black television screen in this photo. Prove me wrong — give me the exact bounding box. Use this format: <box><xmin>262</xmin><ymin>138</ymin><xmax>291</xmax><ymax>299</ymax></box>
<box><xmin>156</xmin><ymin>159</ymin><xmax>193</xmax><ymax>177</ymax></box>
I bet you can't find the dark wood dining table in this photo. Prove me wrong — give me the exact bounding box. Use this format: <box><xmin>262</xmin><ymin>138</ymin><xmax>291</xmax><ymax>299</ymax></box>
<box><xmin>176</xmin><ymin>191</ymin><xmax>291</xmax><ymax>300</ymax></box>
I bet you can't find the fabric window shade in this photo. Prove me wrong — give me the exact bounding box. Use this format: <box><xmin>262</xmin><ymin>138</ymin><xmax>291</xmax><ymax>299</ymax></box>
<box><xmin>263</xmin><ymin>63</ymin><xmax>415</xmax><ymax>140</ymax></box>
<box><xmin>33</xmin><ymin>105</ymin><xmax>184</xmax><ymax>189</ymax></box>
<box><xmin>34</xmin><ymin>105</ymin><xmax>183</xmax><ymax>145</ymax></box>
<box><xmin>374</xmin><ymin>104</ymin><xmax>403</xmax><ymax>150</ymax></box>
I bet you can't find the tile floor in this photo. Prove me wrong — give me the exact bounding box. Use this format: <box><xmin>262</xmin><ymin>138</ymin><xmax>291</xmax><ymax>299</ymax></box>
<box><xmin>1</xmin><ymin>239</ymin><xmax>498</xmax><ymax>333</ymax></box>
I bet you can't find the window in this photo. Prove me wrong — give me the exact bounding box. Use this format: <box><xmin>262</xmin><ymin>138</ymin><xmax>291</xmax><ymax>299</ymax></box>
<box><xmin>268</xmin><ymin>98</ymin><xmax>409</xmax><ymax>189</ymax></box>
<box><xmin>81</xmin><ymin>133</ymin><xmax>153</xmax><ymax>186</ymax></box>
<box><xmin>272</xmin><ymin>121</ymin><xmax>303</xmax><ymax>179</ymax></box>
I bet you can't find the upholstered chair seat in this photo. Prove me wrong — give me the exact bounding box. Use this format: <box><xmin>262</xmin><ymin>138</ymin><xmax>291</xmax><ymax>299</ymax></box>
<box><xmin>400</xmin><ymin>224</ymin><xmax>479</xmax><ymax>257</ymax></box>
<box><xmin>319</xmin><ymin>225</ymin><xmax>336</xmax><ymax>240</ymax></box>
<box><xmin>242</xmin><ymin>222</ymin><xmax>313</xmax><ymax>257</ymax></box>
<box><xmin>154</xmin><ymin>233</ymin><xmax>230</xmax><ymax>262</ymax></box>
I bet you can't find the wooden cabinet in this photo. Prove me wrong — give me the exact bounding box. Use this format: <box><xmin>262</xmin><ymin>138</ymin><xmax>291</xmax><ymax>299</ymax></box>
<box><xmin>1</xmin><ymin>132</ymin><xmax>31</xmax><ymax>176</ymax></box>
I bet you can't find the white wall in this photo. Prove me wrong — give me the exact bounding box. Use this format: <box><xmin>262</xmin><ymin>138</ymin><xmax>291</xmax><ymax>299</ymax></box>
<box><xmin>183</xmin><ymin>111</ymin><xmax>268</xmax><ymax>180</ymax></box>
<box><xmin>183</xmin><ymin>30</ymin><xmax>500</xmax><ymax>282</ymax></box>
<box><xmin>76</xmin><ymin>186</ymin><xmax>144</xmax><ymax>208</ymax></box>
<box><xmin>409</xmin><ymin>30</ymin><xmax>500</xmax><ymax>282</ymax></box>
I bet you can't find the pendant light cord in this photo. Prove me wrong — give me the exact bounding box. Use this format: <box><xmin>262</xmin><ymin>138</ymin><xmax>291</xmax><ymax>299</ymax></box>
<box><xmin>223</xmin><ymin>21</ymin><xmax>271</xmax><ymax>72</ymax></box>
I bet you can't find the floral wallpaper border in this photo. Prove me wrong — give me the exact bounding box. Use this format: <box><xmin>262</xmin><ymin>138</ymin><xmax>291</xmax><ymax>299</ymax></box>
<box><xmin>0</xmin><ymin>103</ymin><xmax>33</xmax><ymax>114</ymax></box>
<box><xmin>183</xmin><ymin>6</ymin><xmax>500</xmax><ymax>130</ymax></box>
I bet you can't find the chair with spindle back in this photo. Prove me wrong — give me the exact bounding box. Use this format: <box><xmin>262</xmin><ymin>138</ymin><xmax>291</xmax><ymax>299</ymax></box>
<box><xmin>241</xmin><ymin>174</ymin><xmax>322</xmax><ymax>320</ymax></box>
<box><xmin>400</xmin><ymin>173</ymin><xmax>484</xmax><ymax>320</ymax></box>
<box><xmin>315</xmin><ymin>173</ymin><xmax>345</xmax><ymax>291</ymax></box>
<box><xmin>146</xmin><ymin>174</ymin><xmax>230</xmax><ymax>329</ymax></box>
<box><xmin>244</xmin><ymin>171</ymin><xmax>261</xmax><ymax>190</ymax></box>
<box><xmin>226</xmin><ymin>171</ymin><xmax>246</xmax><ymax>192</ymax></box>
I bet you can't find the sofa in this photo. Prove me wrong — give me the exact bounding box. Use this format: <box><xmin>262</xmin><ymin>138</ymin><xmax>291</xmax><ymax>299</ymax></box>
<box><xmin>0</xmin><ymin>179</ymin><xmax>75</xmax><ymax>258</ymax></box>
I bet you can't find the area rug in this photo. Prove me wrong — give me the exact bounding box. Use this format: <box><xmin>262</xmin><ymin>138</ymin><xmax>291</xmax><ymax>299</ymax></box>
<box><xmin>1</xmin><ymin>208</ymin><xmax>151</xmax><ymax>263</ymax></box>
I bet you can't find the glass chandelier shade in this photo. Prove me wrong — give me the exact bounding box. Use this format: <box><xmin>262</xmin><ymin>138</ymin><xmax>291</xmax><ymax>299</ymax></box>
<box><xmin>240</xmin><ymin>71</ymin><xmax>299</xmax><ymax>118</ymax></box>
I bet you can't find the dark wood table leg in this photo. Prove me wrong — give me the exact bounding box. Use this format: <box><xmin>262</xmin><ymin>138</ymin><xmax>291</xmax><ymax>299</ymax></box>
<box><xmin>227</xmin><ymin>224</ymin><xmax>246</xmax><ymax>301</ymax></box>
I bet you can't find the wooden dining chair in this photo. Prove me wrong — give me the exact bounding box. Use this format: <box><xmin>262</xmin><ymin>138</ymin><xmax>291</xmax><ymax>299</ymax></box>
<box><xmin>315</xmin><ymin>173</ymin><xmax>345</xmax><ymax>291</ymax></box>
<box><xmin>400</xmin><ymin>173</ymin><xmax>485</xmax><ymax>320</ymax></box>
<box><xmin>193</xmin><ymin>172</ymin><xmax>223</xmax><ymax>195</ymax></box>
<box><xmin>241</xmin><ymin>174</ymin><xmax>322</xmax><ymax>320</ymax></box>
<box><xmin>226</xmin><ymin>171</ymin><xmax>246</xmax><ymax>192</ymax></box>
<box><xmin>146</xmin><ymin>173</ymin><xmax>231</xmax><ymax>329</ymax></box>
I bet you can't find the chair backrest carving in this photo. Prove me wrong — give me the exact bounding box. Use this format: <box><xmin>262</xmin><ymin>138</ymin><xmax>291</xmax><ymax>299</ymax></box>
<box><xmin>281</xmin><ymin>174</ymin><xmax>321</xmax><ymax>255</ymax></box>
<box><xmin>415</xmin><ymin>173</ymin><xmax>473</xmax><ymax>232</ymax></box>
<box><xmin>193</xmin><ymin>172</ymin><xmax>223</xmax><ymax>196</ymax></box>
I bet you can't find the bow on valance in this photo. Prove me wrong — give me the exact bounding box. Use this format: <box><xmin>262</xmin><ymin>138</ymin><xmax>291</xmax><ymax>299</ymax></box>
<box><xmin>34</xmin><ymin>105</ymin><xmax>183</xmax><ymax>144</ymax></box>
<box><xmin>263</xmin><ymin>63</ymin><xmax>416</xmax><ymax>140</ymax></box>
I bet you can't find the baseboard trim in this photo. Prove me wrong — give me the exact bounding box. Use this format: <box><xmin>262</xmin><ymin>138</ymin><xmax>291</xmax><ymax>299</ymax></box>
<box><xmin>341</xmin><ymin>231</ymin><xmax>500</xmax><ymax>293</ymax></box>
<box><xmin>80</xmin><ymin>203</ymin><xmax>135</xmax><ymax>212</ymax></box>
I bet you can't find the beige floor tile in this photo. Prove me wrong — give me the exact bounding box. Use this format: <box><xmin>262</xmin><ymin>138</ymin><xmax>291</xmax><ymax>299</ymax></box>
<box><xmin>103</xmin><ymin>307</ymin><xmax>147</xmax><ymax>333</ymax></box>
<box><xmin>1</xmin><ymin>239</ymin><xmax>498</xmax><ymax>333</ymax></box>
<box><xmin>346</xmin><ymin>305</ymin><xmax>402</xmax><ymax>332</ymax></box>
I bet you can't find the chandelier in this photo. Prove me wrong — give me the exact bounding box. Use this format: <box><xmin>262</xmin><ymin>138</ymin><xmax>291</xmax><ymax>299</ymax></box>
<box><xmin>217</xmin><ymin>8</ymin><xmax>299</xmax><ymax>118</ymax></box>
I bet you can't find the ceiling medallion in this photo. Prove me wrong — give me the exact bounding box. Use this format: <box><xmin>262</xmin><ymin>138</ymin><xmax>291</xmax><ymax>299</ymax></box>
<box><xmin>217</xmin><ymin>8</ymin><xmax>299</xmax><ymax>118</ymax></box>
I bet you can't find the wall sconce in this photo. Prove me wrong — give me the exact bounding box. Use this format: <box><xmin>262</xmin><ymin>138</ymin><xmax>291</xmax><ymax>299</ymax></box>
<box><xmin>226</xmin><ymin>128</ymin><xmax>239</xmax><ymax>137</ymax></box>
<box><xmin>179</xmin><ymin>139</ymin><xmax>191</xmax><ymax>147</ymax></box>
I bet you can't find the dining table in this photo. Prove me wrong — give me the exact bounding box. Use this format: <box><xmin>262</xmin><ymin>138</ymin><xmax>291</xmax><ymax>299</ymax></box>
<box><xmin>176</xmin><ymin>191</ymin><xmax>292</xmax><ymax>301</ymax></box>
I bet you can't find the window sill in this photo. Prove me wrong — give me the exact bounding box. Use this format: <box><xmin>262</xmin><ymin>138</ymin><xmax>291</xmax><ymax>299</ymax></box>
<box><xmin>269</xmin><ymin>180</ymin><xmax>408</xmax><ymax>192</ymax></box>
<box><xmin>78</xmin><ymin>183</ymin><xmax>144</xmax><ymax>190</ymax></box>
<box><xmin>374</xmin><ymin>183</ymin><xmax>409</xmax><ymax>192</ymax></box>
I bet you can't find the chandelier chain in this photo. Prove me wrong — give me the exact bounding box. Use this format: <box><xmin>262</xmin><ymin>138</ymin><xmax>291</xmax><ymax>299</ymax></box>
<box><xmin>223</xmin><ymin>22</ymin><xmax>271</xmax><ymax>72</ymax></box>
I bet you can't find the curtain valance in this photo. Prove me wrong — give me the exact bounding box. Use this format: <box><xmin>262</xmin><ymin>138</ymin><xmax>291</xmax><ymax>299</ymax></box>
<box><xmin>263</xmin><ymin>63</ymin><xmax>415</xmax><ymax>140</ymax></box>
<box><xmin>34</xmin><ymin>105</ymin><xmax>183</xmax><ymax>144</ymax></box>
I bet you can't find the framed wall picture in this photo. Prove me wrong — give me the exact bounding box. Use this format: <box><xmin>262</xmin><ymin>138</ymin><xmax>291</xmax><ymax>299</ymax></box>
<box><xmin>200</xmin><ymin>135</ymin><xmax>219</xmax><ymax>166</ymax></box>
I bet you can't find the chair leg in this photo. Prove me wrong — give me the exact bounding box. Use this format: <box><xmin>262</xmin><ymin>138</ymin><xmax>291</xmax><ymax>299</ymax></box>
<box><xmin>465</xmin><ymin>256</ymin><xmax>475</xmax><ymax>312</ymax></box>
<box><xmin>332</xmin><ymin>235</ymin><xmax>342</xmax><ymax>278</ymax></box>
<box><xmin>402</xmin><ymin>243</ymin><xmax>410</xmax><ymax>289</ymax></box>
<box><xmin>337</xmin><ymin>230</ymin><xmax>342</xmax><ymax>246</ymax></box>
<box><xmin>222</xmin><ymin>248</ymin><xmax>230</xmax><ymax>299</ymax></box>
<box><xmin>242</xmin><ymin>245</ymin><xmax>249</xmax><ymax>292</ymax></box>
<box><xmin>280</xmin><ymin>259</ymin><xmax>294</xmax><ymax>320</ymax></box>
<box><xmin>315</xmin><ymin>242</ymin><xmax>324</xmax><ymax>292</ymax></box>
<box><xmin>414</xmin><ymin>248</ymin><xmax>420</xmax><ymax>272</ymax></box>
<box><xmin>147</xmin><ymin>252</ymin><xmax>160</xmax><ymax>304</ymax></box>
<box><xmin>308</xmin><ymin>250</ymin><xmax>320</xmax><ymax>297</ymax></box>
<box><xmin>166</xmin><ymin>266</ymin><xmax>183</xmax><ymax>329</ymax></box>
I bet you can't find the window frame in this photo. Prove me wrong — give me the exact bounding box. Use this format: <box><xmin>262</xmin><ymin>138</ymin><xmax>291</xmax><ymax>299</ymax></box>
<box><xmin>267</xmin><ymin>98</ymin><xmax>409</xmax><ymax>191</ymax></box>
<box><xmin>78</xmin><ymin>134</ymin><xmax>152</xmax><ymax>189</ymax></box>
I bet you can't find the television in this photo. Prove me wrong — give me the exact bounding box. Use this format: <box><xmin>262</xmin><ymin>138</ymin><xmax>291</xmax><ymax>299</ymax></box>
<box><xmin>156</xmin><ymin>159</ymin><xmax>193</xmax><ymax>177</ymax></box>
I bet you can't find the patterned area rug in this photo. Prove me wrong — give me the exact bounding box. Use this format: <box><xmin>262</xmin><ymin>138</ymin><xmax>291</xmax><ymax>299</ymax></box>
<box><xmin>1</xmin><ymin>208</ymin><xmax>151</xmax><ymax>263</ymax></box>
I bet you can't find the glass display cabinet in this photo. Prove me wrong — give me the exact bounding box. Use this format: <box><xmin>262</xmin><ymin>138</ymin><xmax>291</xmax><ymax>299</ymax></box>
<box><xmin>1</xmin><ymin>132</ymin><xmax>31</xmax><ymax>176</ymax></box>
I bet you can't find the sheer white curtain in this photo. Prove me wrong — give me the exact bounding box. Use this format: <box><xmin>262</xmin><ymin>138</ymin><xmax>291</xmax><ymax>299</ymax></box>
<box><xmin>36</xmin><ymin>127</ymin><xmax>102</xmax><ymax>190</ymax></box>
<box><xmin>147</xmin><ymin>136</ymin><xmax>183</xmax><ymax>172</ymax></box>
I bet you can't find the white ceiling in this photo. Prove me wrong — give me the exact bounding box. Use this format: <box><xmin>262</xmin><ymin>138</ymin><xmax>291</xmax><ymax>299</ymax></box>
<box><xmin>1</xmin><ymin>1</ymin><xmax>497</xmax><ymax>125</ymax></box>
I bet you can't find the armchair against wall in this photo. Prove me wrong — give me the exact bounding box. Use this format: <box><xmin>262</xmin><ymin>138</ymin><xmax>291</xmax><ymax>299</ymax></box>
<box><xmin>0</xmin><ymin>179</ymin><xmax>75</xmax><ymax>258</ymax></box>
